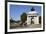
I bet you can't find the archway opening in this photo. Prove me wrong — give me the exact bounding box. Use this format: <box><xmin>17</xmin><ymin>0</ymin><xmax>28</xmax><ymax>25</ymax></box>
<box><xmin>31</xmin><ymin>16</ymin><xmax>34</xmax><ymax>24</ymax></box>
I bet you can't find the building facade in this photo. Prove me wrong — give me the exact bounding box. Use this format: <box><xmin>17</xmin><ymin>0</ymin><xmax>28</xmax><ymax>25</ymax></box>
<box><xmin>27</xmin><ymin>7</ymin><xmax>39</xmax><ymax>25</ymax></box>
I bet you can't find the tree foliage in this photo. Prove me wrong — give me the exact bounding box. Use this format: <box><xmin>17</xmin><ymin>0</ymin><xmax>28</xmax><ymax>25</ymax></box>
<box><xmin>21</xmin><ymin>12</ymin><xmax>27</xmax><ymax>23</ymax></box>
<box><xmin>39</xmin><ymin>16</ymin><xmax>41</xmax><ymax>24</ymax></box>
<box><xmin>10</xmin><ymin>18</ymin><xmax>15</xmax><ymax>23</ymax></box>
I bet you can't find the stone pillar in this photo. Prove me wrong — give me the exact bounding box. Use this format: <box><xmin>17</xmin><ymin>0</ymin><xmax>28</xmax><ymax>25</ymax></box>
<box><xmin>36</xmin><ymin>16</ymin><xmax>39</xmax><ymax>24</ymax></box>
<box><xmin>27</xmin><ymin>16</ymin><xmax>31</xmax><ymax>25</ymax></box>
<box><xmin>34</xmin><ymin>16</ymin><xmax>39</xmax><ymax>24</ymax></box>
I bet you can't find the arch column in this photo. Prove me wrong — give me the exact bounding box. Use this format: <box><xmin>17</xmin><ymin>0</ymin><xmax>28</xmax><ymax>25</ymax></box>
<box><xmin>34</xmin><ymin>16</ymin><xmax>39</xmax><ymax>24</ymax></box>
<box><xmin>27</xmin><ymin>15</ymin><xmax>31</xmax><ymax>25</ymax></box>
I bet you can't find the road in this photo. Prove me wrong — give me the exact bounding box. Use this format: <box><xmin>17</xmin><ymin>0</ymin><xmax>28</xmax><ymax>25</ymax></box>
<box><xmin>10</xmin><ymin>24</ymin><xmax>41</xmax><ymax>29</ymax></box>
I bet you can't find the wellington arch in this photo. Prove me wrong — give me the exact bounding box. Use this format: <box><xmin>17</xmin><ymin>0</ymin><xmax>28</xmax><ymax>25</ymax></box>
<box><xmin>26</xmin><ymin>7</ymin><xmax>39</xmax><ymax>25</ymax></box>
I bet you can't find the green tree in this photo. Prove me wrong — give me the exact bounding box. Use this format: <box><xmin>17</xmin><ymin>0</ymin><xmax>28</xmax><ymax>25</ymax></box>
<box><xmin>10</xmin><ymin>18</ymin><xmax>15</xmax><ymax>23</ymax></box>
<box><xmin>21</xmin><ymin>12</ymin><xmax>27</xmax><ymax>23</ymax></box>
<box><xmin>39</xmin><ymin>16</ymin><xmax>41</xmax><ymax>24</ymax></box>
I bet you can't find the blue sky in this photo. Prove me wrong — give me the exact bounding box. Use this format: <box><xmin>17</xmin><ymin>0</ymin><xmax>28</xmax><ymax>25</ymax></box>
<box><xmin>10</xmin><ymin>4</ymin><xmax>41</xmax><ymax>21</ymax></box>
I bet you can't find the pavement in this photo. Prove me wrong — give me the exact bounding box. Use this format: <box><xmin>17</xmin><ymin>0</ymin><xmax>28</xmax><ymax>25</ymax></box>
<box><xmin>10</xmin><ymin>24</ymin><xmax>41</xmax><ymax>29</ymax></box>
<box><xmin>27</xmin><ymin>24</ymin><xmax>41</xmax><ymax>28</ymax></box>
